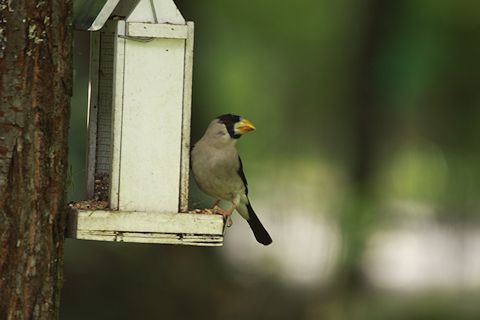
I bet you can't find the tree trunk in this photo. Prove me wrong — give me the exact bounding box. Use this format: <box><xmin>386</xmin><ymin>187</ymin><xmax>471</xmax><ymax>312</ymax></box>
<box><xmin>0</xmin><ymin>0</ymin><xmax>72</xmax><ymax>318</ymax></box>
<box><xmin>337</xmin><ymin>0</ymin><xmax>399</xmax><ymax>289</ymax></box>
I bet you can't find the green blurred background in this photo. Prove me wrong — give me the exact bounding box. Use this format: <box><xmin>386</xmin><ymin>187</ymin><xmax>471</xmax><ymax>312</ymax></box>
<box><xmin>63</xmin><ymin>0</ymin><xmax>480</xmax><ymax>319</ymax></box>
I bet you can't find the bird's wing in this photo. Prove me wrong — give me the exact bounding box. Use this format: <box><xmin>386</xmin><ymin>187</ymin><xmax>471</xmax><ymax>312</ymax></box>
<box><xmin>237</xmin><ymin>156</ymin><xmax>249</xmax><ymax>195</ymax></box>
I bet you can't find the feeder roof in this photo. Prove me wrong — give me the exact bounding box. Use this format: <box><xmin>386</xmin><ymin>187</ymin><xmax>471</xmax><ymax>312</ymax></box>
<box><xmin>74</xmin><ymin>0</ymin><xmax>185</xmax><ymax>31</ymax></box>
<box><xmin>74</xmin><ymin>0</ymin><xmax>120</xmax><ymax>31</ymax></box>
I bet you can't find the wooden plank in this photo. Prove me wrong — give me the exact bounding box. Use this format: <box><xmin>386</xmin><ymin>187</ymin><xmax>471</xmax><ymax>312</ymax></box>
<box><xmin>179</xmin><ymin>21</ymin><xmax>194</xmax><ymax>212</ymax></box>
<box><xmin>71</xmin><ymin>210</ymin><xmax>223</xmax><ymax>234</ymax></box>
<box><xmin>86</xmin><ymin>31</ymin><xmax>100</xmax><ymax>199</ymax></box>
<box><xmin>67</xmin><ymin>209</ymin><xmax>224</xmax><ymax>246</ymax></box>
<box><xmin>126</xmin><ymin>22</ymin><xmax>188</xmax><ymax>39</ymax></box>
<box><xmin>110</xmin><ymin>20</ymin><xmax>126</xmax><ymax>210</ymax></box>
<box><xmin>118</xmin><ymin>36</ymin><xmax>185</xmax><ymax>212</ymax></box>
<box><xmin>71</xmin><ymin>230</ymin><xmax>223</xmax><ymax>246</ymax></box>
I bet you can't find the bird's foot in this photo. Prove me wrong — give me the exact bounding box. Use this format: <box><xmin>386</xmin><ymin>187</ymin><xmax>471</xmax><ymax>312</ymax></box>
<box><xmin>212</xmin><ymin>205</ymin><xmax>225</xmax><ymax>215</ymax></box>
<box><xmin>201</xmin><ymin>208</ymin><xmax>214</xmax><ymax>215</ymax></box>
<box><xmin>211</xmin><ymin>200</ymin><xmax>221</xmax><ymax>209</ymax></box>
<box><xmin>208</xmin><ymin>206</ymin><xmax>232</xmax><ymax>226</ymax></box>
<box><xmin>222</xmin><ymin>207</ymin><xmax>235</xmax><ymax>228</ymax></box>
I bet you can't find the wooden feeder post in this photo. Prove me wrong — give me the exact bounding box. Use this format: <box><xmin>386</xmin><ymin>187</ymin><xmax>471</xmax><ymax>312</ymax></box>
<box><xmin>68</xmin><ymin>0</ymin><xmax>224</xmax><ymax>246</ymax></box>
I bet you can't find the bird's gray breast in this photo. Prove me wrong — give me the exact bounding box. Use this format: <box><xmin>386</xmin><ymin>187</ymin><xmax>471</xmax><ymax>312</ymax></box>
<box><xmin>191</xmin><ymin>143</ymin><xmax>244</xmax><ymax>201</ymax></box>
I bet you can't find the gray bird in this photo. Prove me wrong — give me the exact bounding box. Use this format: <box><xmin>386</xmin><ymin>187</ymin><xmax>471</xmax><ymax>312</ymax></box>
<box><xmin>191</xmin><ymin>114</ymin><xmax>272</xmax><ymax>245</ymax></box>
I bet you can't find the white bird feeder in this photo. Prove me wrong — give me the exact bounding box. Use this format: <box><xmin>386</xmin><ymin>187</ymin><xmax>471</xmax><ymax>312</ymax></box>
<box><xmin>67</xmin><ymin>0</ymin><xmax>224</xmax><ymax>246</ymax></box>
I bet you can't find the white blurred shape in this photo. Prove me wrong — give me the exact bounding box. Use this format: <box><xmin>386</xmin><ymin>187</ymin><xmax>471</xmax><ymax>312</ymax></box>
<box><xmin>224</xmin><ymin>209</ymin><xmax>339</xmax><ymax>287</ymax></box>
<box><xmin>364</xmin><ymin>207</ymin><xmax>480</xmax><ymax>290</ymax></box>
<box><xmin>221</xmin><ymin>159</ymin><xmax>341</xmax><ymax>287</ymax></box>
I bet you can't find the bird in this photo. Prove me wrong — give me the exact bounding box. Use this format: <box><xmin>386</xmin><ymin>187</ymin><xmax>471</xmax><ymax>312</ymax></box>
<box><xmin>190</xmin><ymin>114</ymin><xmax>272</xmax><ymax>246</ymax></box>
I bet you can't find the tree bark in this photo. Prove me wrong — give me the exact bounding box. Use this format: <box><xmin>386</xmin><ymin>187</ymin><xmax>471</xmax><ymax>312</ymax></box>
<box><xmin>0</xmin><ymin>0</ymin><xmax>72</xmax><ymax>318</ymax></box>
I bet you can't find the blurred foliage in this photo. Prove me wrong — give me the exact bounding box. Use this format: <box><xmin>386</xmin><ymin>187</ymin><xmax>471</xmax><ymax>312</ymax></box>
<box><xmin>64</xmin><ymin>0</ymin><xmax>480</xmax><ymax>319</ymax></box>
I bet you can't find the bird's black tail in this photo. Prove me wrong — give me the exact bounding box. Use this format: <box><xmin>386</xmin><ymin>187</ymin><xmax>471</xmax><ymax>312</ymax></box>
<box><xmin>246</xmin><ymin>203</ymin><xmax>272</xmax><ymax>245</ymax></box>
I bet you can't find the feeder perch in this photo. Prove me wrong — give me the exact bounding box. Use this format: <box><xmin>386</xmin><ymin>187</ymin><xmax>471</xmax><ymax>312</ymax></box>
<box><xmin>68</xmin><ymin>0</ymin><xmax>224</xmax><ymax>246</ymax></box>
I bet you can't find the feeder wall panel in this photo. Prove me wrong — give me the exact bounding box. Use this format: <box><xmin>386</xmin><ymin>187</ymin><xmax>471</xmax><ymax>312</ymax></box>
<box><xmin>112</xmin><ymin>22</ymin><xmax>186</xmax><ymax>212</ymax></box>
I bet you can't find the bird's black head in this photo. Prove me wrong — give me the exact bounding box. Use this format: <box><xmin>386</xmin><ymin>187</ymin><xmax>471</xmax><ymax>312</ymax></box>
<box><xmin>217</xmin><ymin>114</ymin><xmax>242</xmax><ymax>139</ymax></box>
<box><xmin>216</xmin><ymin>114</ymin><xmax>256</xmax><ymax>139</ymax></box>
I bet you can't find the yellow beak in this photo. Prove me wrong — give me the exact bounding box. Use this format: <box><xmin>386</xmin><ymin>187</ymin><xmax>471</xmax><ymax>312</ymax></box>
<box><xmin>235</xmin><ymin>118</ymin><xmax>256</xmax><ymax>135</ymax></box>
